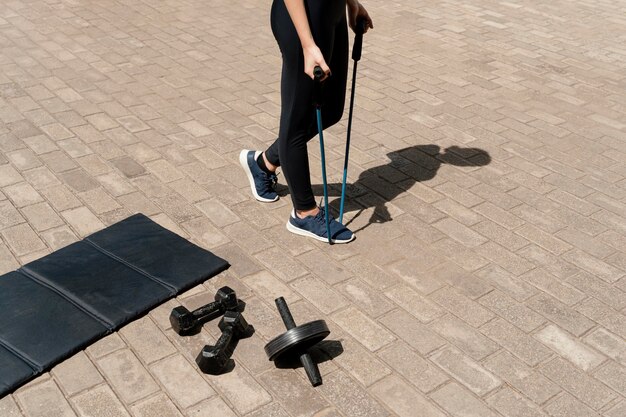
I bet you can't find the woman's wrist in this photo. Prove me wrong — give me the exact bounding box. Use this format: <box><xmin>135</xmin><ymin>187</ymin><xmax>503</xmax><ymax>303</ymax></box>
<box><xmin>347</xmin><ymin>0</ymin><xmax>360</xmax><ymax>11</ymax></box>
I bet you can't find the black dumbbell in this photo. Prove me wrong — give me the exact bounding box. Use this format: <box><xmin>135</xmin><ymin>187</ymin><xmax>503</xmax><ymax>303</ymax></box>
<box><xmin>196</xmin><ymin>311</ymin><xmax>254</xmax><ymax>374</ymax></box>
<box><xmin>170</xmin><ymin>286</ymin><xmax>239</xmax><ymax>335</ymax></box>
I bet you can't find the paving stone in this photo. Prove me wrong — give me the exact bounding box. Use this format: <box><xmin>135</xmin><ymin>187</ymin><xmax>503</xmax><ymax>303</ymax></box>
<box><xmin>527</xmin><ymin>294</ymin><xmax>596</xmax><ymax>337</ymax></box>
<box><xmin>332</xmin><ymin>306</ymin><xmax>395</xmax><ymax>352</ymax></box>
<box><xmin>111</xmin><ymin>156</ymin><xmax>146</xmax><ymax>178</ymax></box>
<box><xmin>474</xmin><ymin>264</ymin><xmax>536</xmax><ymax>301</ymax></box>
<box><xmin>40</xmin><ymin>226</ymin><xmax>79</xmax><ymax>250</ymax></box>
<box><xmin>297</xmin><ymin>249</ymin><xmax>354</xmax><ymax>285</ymax></box>
<box><xmin>378</xmin><ymin>342</ymin><xmax>448</xmax><ymax>393</ymax></box>
<box><xmin>150</xmin><ymin>355</ymin><xmax>214</xmax><ymax>409</ymax></box>
<box><xmin>21</xmin><ymin>202</ymin><xmax>64</xmax><ymax>231</ymax></box>
<box><xmin>16</xmin><ymin>379</ymin><xmax>77</xmax><ymax>417</ymax></box>
<box><xmin>604</xmin><ymin>400</ymin><xmax>626</xmax><ymax>417</ymax></box>
<box><xmin>583</xmin><ymin>328</ymin><xmax>626</xmax><ymax>366</ymax></box>
<box><xmin>119</xmin><ymin>316</ymin><xmax>177</xmax><ymax>364</ymax></box>
<box><xmin>52</xmin><ymin>351</ymin><xmax>104</xmax><ymax>396</ymax></box>
<box><xmin>318</xmin><ymin>371</ymin><xmax>390</xmax><ymax>417</ymax></box>
<box><xmin>241</xmin><ymin>269</ymin><xmax>300</xmax><ymax>307</ymax></box>
<box><xmin>1</xmin><ymin>223</ymin><xmax>47</xmax><ymax>256</ymax></box>
<box><xmin>430</xmin><ymin>382</ymin><xmax>500</xmax><ymax>417</ymax></box>
<box><xmin>562</xmin><ymin>249</ymin><xmax>624</xmax><ymax>283</ymax></box>
<box><xmin>478</xmin><ymin>290</ymin><xmax>545</xmax><ymax>332</ymax></box>
<box><xmin>540</xmin><ymin>358</ymin><xmax>617</xmax><ymax>410</ymax></box>
<box><xmin>185</xmin><ymin>397</ymin><xmax>238</xmax><ymax>417</ymax></box>
<box><xmin>384</xmin><ymin>284</ymin><xmax>445</xmax><ymax>323</ymax></box>
<box><xmin>205</xmin><ymin>364</ymin><xmax>271</xmax><ymax>415</ymax></box>
<box><xmin>0</xmin><ymin>199</ymin><xmax>25</xmax><ymax>228</ymax></box>
<box><xmin>59</xmin><ymin>169</ymin><xmax>100</xmax><ymax>193</ymax></box>
<box><xmin>131</xmin><ymin>393</ymin><xmax>182</xmax><ymax>417</ymax></box>
<box><xmin>0</xmin><ymin>396</ymin><xmax>22</xmax><ymax>417</ymax></box>
<box><xmin>86</xmin><ymin>333</ymin><xmax>127</xmax><ymax>359</ymax></box>
<box><xmin>430</xmin><ymin>315</ymin><xmax>499</xmax><ymax>361</ymax></box>
<box><xmin>370</xmin><ymin>375</ymin><xmax>446</xmax><ymax>417</ymax></box>
<box><xmin>7</xmin><ymin>148</ymin><xmax>42</xmax><ymax>170</ymax></box>
<box><xmin>433</xmin><ymin>217</ymin><xmax>488</xmax><ymax>247</ymax></box>
<box><xmin>543</xmin><ymin>393</ymin><xmax>600</xmax><ymax>417</ymax></box>
<box><xmin>430</xmin><ymin>286</ymin><xmax>495</xmax><ymax>327</ymax></box>
<box><xmin>336</xmin><ymin>278</ymin><xmax>395</xmax><ymax>318</ymax></box>
<box><xmin>96</xmin><ymin>349</ymin><xmax>160</xmax><ymax>404</ymax></box>
<box><xmin>522</xmin><ymin>268</ymin><xmax>585</xmax><ymax>306</ymax></box>
<box><xmin>566</xmin><ymin>272</ymin><xmax>626</xmax><ymax>310</ymax></box>
<box><xmin>70</xmin><ymin>385</ymin><xmax>130</xmax><ymax>417</ymax></box>
<box><xmin>341</xmin><ymin>254</ymin><xmax>401</xmax><ymax>290</ymax></box>
<box><xmin>482</xmin><ymin>318</ymin><xmax>553</xmax><ymax>366</ymax></box>
<box><xmin>258</xmin><ymin>368</ymin><xmax>330</xmax><ymax>417</ymax></box>
<box><xmin>61</xmin><ymin>206</ymin><xmax>105</xmax><ymax>237</ymax></box>
<box><xmin>4</xmin><ymin>182</ymin><xmax>44</xmax><ymax>207</ymax></box>
<box><xmin>592</xmin><ymin>361</ymin><xmax>626</xmax><ymax>397</ymax></box>
<box><xmin>39</xmin><ymin>185</ymin><xmax>81</xmax><ymax>212</ymax></box>
<box><xmin>430</xmin><ymin>346</ymin><xmax>501</xmax><ymax>396</ymax></box>
<box><xmin>486</xmin><ymin>387</ymin><xmax>546</xmax><ymax>417</ymax></box>
<box><xmin>290</xmin><ymin>275</ymin><xmax>349</xmax><ymax>314</ymax></box>
<box><xmin>196</xmin><ymin>198</ymin><xmax>240</xmax><ymax>227</ymax></box>
<box><xmin>535</xmin><ymin>325</ymin><xmax>606</xmax><ymax>371</ymax></box>
<box><xmin>575</xmin><ymin>297</ymin><xmax>626</xmax><ymax>339</ymax></box>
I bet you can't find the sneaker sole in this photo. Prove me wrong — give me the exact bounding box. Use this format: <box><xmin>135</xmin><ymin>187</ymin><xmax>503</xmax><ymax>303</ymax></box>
<box><xmin>286</xmin><ymin>219</ymin><xmax>355</xmax><ymax>244</ymax></box>
<box><xmin>239</xmin><ymin>150</ymin><xmax>278</xmax><ymax>203</ymax></box>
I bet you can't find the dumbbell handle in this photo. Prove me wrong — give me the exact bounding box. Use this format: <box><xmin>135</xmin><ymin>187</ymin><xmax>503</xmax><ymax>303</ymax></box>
<box><xmin>212</xmin><ymin>326</ymin><xmax>236</xmax><ymax>365</ymax></box>
<box><xmin>192</xmin><ymin>300</ymin><xmax>223</xmax><ymax>320</ymax></box>
<box><xmin>274</xmin><ymin>297</ymin><xmax>323</xmax><ymax>387</ymax></box>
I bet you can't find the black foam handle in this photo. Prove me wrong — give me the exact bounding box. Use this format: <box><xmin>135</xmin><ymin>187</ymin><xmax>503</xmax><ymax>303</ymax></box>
<box><xmin>352</xmin><ymin>18</ymin><xmax>367</xmax><ymax>61</ymax></box>
<box><xmin>313</xmin><ymin>66</ymin><xmax>325</xmax><ymax>82</ymax></box>
<box><xmin>275</xmin><ymin>297</ymin><xmax>297</xmax><ymax>330</ymax></box>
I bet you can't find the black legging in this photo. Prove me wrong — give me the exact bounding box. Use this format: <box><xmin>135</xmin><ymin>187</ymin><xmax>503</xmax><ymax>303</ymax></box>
<box><xmin>264</xmin><ymin>0</ymin><xmax>349</xmax><ymax>211</ymax></box>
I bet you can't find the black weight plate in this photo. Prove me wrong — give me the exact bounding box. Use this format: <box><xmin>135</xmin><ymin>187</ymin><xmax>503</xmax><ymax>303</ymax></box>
<box><xmin>264</xmin><ymin>320</ymin><xmax>330</xmax><ymax>361</ymax></box>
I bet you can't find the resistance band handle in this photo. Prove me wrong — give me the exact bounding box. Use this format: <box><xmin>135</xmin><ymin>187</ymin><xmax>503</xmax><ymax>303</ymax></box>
<box><xmin>352</xmin><ymin>18</ymin><xmax>367</xmax><ymax>61</ymax></box>
<box><xmin>312</xmin><ymin>66</ymin><xmax>324</xmax><ymax>108</ymax></box>
<box><xmin>313</xmin><ymin>66</ymin><xmax>325</xmax><ymax>82</ymax></box>
<box><xmin>275</xmin><ymin>297</ymin><xmax>297</xmax><ymax>330</ymax></box>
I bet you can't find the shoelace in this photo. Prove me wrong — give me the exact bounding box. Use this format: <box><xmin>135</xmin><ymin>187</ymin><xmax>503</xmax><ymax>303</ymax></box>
<box><xmin>260</xmin><ymin>172</ymin><xmax>278</xmax><ymax>191</ymax></box>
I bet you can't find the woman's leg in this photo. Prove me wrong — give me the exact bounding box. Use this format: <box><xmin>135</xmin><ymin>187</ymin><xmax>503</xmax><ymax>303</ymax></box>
<box><xmin>267</xmin><ymin>0</ymin><xmax>348</xmax><ymax>212</ymax></box>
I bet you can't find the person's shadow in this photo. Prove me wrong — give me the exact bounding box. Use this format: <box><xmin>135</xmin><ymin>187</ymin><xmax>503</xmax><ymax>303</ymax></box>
<box><xmin>309</xmin><ymin>144</ymin><xmax>491</xmax><ymax>232</ymax></box>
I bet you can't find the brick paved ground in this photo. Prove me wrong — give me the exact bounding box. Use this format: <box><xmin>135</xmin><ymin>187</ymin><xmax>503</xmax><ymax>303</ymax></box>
<box><xmin>1</xmin><ymin>0</ymin><xmax>625</xmax><ymax>415</ymax></box>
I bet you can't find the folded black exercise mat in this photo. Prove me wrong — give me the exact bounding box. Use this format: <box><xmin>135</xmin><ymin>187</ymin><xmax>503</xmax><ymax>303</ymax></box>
<box><xmin>0</xmin><ymin>213</ymin><xmax>229</xmax><ymax>397</ymax></box>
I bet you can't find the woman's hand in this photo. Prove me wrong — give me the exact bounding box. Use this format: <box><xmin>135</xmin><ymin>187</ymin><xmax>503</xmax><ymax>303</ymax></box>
<box><xmin>347</xmin><ymin>1</ymin><xmax>373</xmax><ymax>34</ymax></box>
<box><xmin>303</xmin><ymin>44</ymin><xmax>330</xmax><ymax>81</ymax></box>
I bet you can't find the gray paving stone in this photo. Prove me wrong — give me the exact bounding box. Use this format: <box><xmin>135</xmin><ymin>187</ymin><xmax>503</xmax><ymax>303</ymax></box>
<box><xmin>370</xmin><ymin>375</ymin><xmax>446</xmax><ymax>417</ymax></box>
<box><xmin>540</xmin><ymin>358</ymin><xmax>617</xmax><ymax>410</ymax></box>
<box><xmin>430</xmin><ymin>346</ymin><xmax>502</xmax><ymax>396</ymax></box>
<box><xmin>583</xmin><ymin>328</ymin><xmax>626</xmax><ymax>366</ymax></box>
<box><xmin>486</xmin><ymin>387</ymin><xmax>547</xmax><ymax>417</ymax></box>
<box><xmin>1</xmin><ymin>223</ymin><xmax>47</xmax><ymax>256</ymax></box>
<box><xmin>527</xmin><ymin>294</ymin><xmax>596</xmax><ymax>337</ymax></box>
<box><xmin>430</xmin><ymin>286</ymin><xmax>495</xmax><ymax>327</ymax></box>
<box><xmin>430</xmin><ymin>315</ymin><xmax>499</xmax><ymax>361</ymax></box>
<box><xmin>185</xmin><ymin>397</ymin><xmax>238</xmax><ymax>417</ymax></box>
<box><xmin>535</xmin><ymin>325</ymin><xmax>606</xmax><ymax>371</ymax></box>
<box><xmin>15</xmin><ymin>379</ymin><xmax>77</xmax><ymax>417</ymax></box>
<box><xmin>430</xmin><ymin>382</ymin><xmax>500</xmax><ymax>417</ymax></box>
<box><xmin>52</xmin><ymin>351</ymin><xmax>104</xmax><ymax>396</ymax></box>
<box><xmin>150</xmin><ymin>355</ymin><xmax>215</xmax><ymax>409</ymax></box>
<box><xmin>119</xmin><ymin>316</ymin><xmax>177</xmax><ymax>364</ymax></box>
<box><xmin>258</xmin><ymin>368</ymin><xmax>330</xmax><ymax>417</ymax></box>
<box><xmin>543</xmin><ymin>393</ymin><xmax>600</xmax><ymax>417</ymax></box>
<box><xmin>70</xmin><ymin>385</ymin><xmax>131</xmax><ymax>417</ymax></box>
<box><xmin>332</xmin><ymin>306</ymin><xmax>395</xmax><ymax>352</ymax></box>
<box><xmin>318</xmin><ymin>371</ymin><xmax>390</xmax><ymax>417</ymax></box>
<box><xmin>130</xmin><ymin>393</ymin><xmax>182</xmax><ymax>417</ymax></box>
<box><xmin>205</xmin><ymin>364</ymin><xmax>271</xmax><ymax>415</ymax></box>
<box><xmin>0</xmin><ymin>396</ymin><xmax>22</xmax><ymax>417</ymax></box>
<box><xmin>385</xmin><ymin>284</ymin><xmax>445</xmax><ymax>323</ymax></box>
<box><xmin>96</xmin><ymin>349</ymin><xmax>160</xmax><ymax>404</ymax></box>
